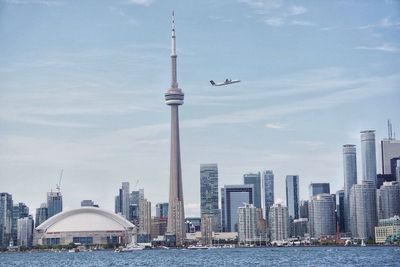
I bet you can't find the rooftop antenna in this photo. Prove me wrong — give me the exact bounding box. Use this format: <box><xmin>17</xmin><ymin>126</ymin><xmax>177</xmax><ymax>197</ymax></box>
<box><xmin>56</xmin><ymin>169</ymin><xmax>63</xmax><ymax>192</ymax></box>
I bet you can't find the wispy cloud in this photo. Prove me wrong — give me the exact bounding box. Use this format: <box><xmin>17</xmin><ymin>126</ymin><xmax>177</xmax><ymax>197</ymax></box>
<box><xmin>355</xmin><ymin>43</ymin><xmax>400</xmax><ymax>53</ymax></box>
<box><xmin>126</xmin><ymin>0</ymin><xmax>153</xmax><ymax>6</ymax></box>
<box><xmin>241</xmin><ymin>2</ymin><xmax>312</xmax><ymax>27</ymax></box>
<box><xmin>291</xmin><ymin>20</ymin><xmax>315</xmax><ymax>27</ymax></box>
<box><xmin>265</xmin><ymin>122</ymin><xmax>286</xmax><ymax>129</ymax></box>
<box><xmin>184</xmin><ymin>71</ymin><xmax>400</xmax><ymax>128</ymax></box>
<box><xmin>4</xmin><ymin>0</ymin><xmax>62</xmax><ymax>5</ymax></box>
<box><xmin>238</xmin><ymin>0</ymin><xmax>282</xmax><ymax>10</ymax></box>
<box><xmin>288</xmin><ymin>5</ymin><xmax>307</xmax><ymax>16</ymax></box>
<box><xmin>357</xmin><ymin>17</ymin><xmax>400</xmax><ymax>30</ymax></box>
<box><xmin>264</xmin><ymin>17</ymin><xmax>284</xmax><ymax>26</ymax></box>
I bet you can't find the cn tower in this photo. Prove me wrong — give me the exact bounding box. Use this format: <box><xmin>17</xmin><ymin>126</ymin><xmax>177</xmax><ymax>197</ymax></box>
<box><xmin>165</xmin><ymin>12</ymin><xmax>185</xmax><ymax>247</ymax></box>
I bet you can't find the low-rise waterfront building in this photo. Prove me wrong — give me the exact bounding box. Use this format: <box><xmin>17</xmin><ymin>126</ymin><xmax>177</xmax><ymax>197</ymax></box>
<box><xmin>375</xmin><ymin>216</ymin><xmax>400</xmax><ymax>244</ymax></box>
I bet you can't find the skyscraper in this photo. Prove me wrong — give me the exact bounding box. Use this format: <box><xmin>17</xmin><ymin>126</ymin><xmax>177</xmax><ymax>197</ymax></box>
<box><xmin>237</xmin><ymin>203</ymin><xmax>257</xmax><ymax>245</ymax></box>
<box><xmin>11</xmin><ymin>202</ymin><xmax>29</xmax><ymax>246</ymax></box>
<box><xmin>343</xmin><ymin>144</ymin><xmax>357</xmax><ymax>233</ymax></box>
<box><xmin>156</xmin><ymin>202</ymin><xmax>169</xmax><ymax>219</ymax></box>
<box><xmin>299</xmin><ymin>200</ymin><xmax>309</xmax><ymax>219</ymax></box>
<box><xmin>138</xmin><ymin>198</ymin><xmax>151</xmax><ymax>243</ymax></box>
<box><xmin>336</xmin><ymin>190</ymin><xmax>345</xmax><ymax>233</ymax></box>
<box><xmin>0</xmin><ymin>193</ymin><xmax>13</xmax><ymax>247</ymax></box>
<box><xmin>201</xmin><ymin>214</ymin><xmax>213</xmax><ymax>246</ymax></box>
<box><xmin>200</xmin><ymin>164</ymin><xmax>220</xmax><ymax>231</ymax></box>
<box><xmin>309</xmin><ymin>194</ymin><xmax>336</xmax><ymax>238</ymax></box>
<box><xmin>397</xmin><ymin>159</ymin><xmax>400</xmax><ymax>181</ymax></box>
<box><xmin>376</xmin><ymin>181</ymin><xmax>400</xmax><ymax>220</ymax></box>
<box><xmin>121</xmin><ymin>182</ymin><xmax>130</xmax><ymax>220</ymax></box>
<box><xmin>47</xmin><ymin>191</ymin><xmax>62</xmax><ymax>219</ymax></box>
<box><xmin>350</xmin><ymin>181</ymin><xmax>378</xmax><ymax>240</ymax></box>
<box><xmin>381</xmin><ymin>121</ymin><xmax>400</xmax><ymax>175</ymax></box>
<box><xmin>244</xmin><ymin>172</ymin><xmax>261</xmax><ymax>209</ymax></box>
<box><xmin>17</xmin><ymin>216</ymin><xmax>34</xmax><ymax>247</ymax></box>
<box><xmin>81</xmin><ymin>200</ymin><xmax>98</xmax><ymax>207</ymax></box>
<box><xmin>269</xmin><ymin>203</ymin><xmax>289</xmax><ymax>242</ymax></box>
<box><xmin>263</xmin><ymin>170</ymin><xmax>274</xmax><ymax>221</ymax></box>
<box><xmin>285</xmin><ymin>175</ymin><xmax>300</xmax><ymax>220</ymax></box>
<box><xmin>115</xmin><ymin>193</ymin><xmax>121</xmax><ymax>214</ymax></box>
<box><xmin>361</xmin><ymin>130</ymin><xmax>377</xmax><ymax>186</ymax></box>
<box><xmin>221</xmin><ymin>185</ymin><xmax>254</xmax><ymax>232</ymax></box>
<box><xmin>308</xmin><ymin>183</ymin><xmax>330</xmax><ymax>198</ymax></box>
<box><xmin>35</xmin><ymin>203</ymin><xmax>48</xmax><ymax>227</ymax></box>
<box><xmin>165</xmin><ymin>12</ymin><xmax>185</xmax><ymax>246</ymax></box>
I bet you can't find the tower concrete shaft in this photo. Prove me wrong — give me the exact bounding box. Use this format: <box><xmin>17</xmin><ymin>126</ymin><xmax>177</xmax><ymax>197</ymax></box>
<box><xmin>165</xmin><ymin>11</ymin><xmax>185</xmax><ymax>246</ymax></box>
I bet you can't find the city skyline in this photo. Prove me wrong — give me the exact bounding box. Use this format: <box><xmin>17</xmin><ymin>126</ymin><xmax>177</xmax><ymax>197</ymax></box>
<box><xmin>0</xmin><ymin>0</ymin><xmax>400</xmax><ymax>217</ymax></box>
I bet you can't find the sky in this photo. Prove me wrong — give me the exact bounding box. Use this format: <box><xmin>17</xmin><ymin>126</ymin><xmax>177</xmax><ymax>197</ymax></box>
<box><xmin>0</xmin><ymin>0</ymin><xmax>399</xmax><ymax>217</ymax></box>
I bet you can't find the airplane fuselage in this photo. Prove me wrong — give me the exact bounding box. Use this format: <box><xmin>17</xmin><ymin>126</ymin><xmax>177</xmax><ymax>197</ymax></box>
<box><xmin>210</xmin><ymin>79</ymin><xmax>241</xmax><ymax>86</ymax></box>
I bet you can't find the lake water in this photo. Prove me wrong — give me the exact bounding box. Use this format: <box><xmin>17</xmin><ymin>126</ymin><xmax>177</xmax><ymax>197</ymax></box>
<box><xmin>1</xmin><ymin>247</ymin><xmax>399</xmax><ymax>266</ymax></box>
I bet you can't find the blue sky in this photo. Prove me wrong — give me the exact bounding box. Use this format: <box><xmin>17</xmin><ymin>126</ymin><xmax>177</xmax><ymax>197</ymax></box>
<box><xmin>0</xmin><ymin>0</ymin><xmax>399</xmax><ymax>216</ymax></box>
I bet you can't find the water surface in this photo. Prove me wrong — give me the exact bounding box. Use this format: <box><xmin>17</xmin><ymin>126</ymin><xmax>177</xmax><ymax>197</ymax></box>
<box><xmin>1</xmin><ymin>247</ymin><xmax>399</xmax><ymax>266</ymax></box>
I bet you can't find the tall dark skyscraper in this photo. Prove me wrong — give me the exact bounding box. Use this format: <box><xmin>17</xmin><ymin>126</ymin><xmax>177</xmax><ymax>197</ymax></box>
<box><xmin>200</xmin><ymin>164</ymin><xmax>220</xmax><ymax>231</ymax></box>
<box><xmin>47</xmin><ymin>191</ymin><xmax>62</xmax><ymax>219</ymax></box>
<box><xmin>263</xmin><ymin>170</ymin><xmax>274</xmax><ymax>221</ymax></box>
<box><xmin>336</xmin><ymin>190</ymin><xmax>345</xmax><ymax>233</ymax></box>
<box><xmin>308</xmin><ymin>183</ymin><xmax>330</xmax><ymax>198</ymax></box>
<box><xmin>286</xmin><ymin>175</ymin><xmax>300</xmax><ymax>220</ymax></box>
<box><xmin>0</xmin><ymin>193</ymin><xmax>13</xmax><ymax>247</ymax></box>
<box><xmin>35</xmin><ymin>203</ymin><xmax>48</xmax><ymax>227</ymax></box>
<box><xmin>165</xmin><ymin>12</ymin><xmax>185</xmax><ymax>246</ymax></box>
<box><xmin>244</xmin><ymin>172</ymin><xmax>261</xmax><ymax>209</ymax></box>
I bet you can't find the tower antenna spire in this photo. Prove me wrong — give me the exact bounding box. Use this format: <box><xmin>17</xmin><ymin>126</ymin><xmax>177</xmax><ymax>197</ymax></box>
<box><xmin>171</xmin><ymin>11</ymin><xmax>178</xmax><ymax>89</ymax></box>
<box><xmin>388</xmin><ymin>119</ymin><xmax>393</xmax><ymax>140</ymax></box>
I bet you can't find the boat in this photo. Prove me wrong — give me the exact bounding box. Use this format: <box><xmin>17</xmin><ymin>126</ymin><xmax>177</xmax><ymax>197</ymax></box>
<box><xmin>187</xmin><ymin>245</ymin><xmax>209</xmax><ymax>250</ymax></box>
<box><xmin>115</xmin><ymin>245</ymin><xmax>145</xmax><ymax>252</ymax></box>
<box><xmin>361</xmin><ymin>239</ymin><xmax>366</xmax><ymax>247</ymax></box>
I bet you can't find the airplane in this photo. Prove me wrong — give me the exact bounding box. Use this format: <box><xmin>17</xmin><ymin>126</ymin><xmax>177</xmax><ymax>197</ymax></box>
<box><xmin>210</xmin><ymin>78</ymin><xmax>241</xmax><ymax>86</ymax></box>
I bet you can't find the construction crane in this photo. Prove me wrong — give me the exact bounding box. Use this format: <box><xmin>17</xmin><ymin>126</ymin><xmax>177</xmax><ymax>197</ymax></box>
<box><xmin>56</xmin><ymin>169</ymin><xmax>63</xmax><ymax>192</ymax></box>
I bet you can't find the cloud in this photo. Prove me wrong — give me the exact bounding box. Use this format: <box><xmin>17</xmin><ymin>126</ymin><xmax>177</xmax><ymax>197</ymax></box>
<box><xmin>264</xmin><ymin>17</ymin><xmax>284</xmax><ymax>26</ymax></box>
<box><xmin>265</xmin><ymin>123</ymin><xmax>286</xmax><ymax>129</ymax></box>
<box><xmin>358</xmin><ymin>17</ymin><xmax>400</xmax><ymax>30</ymax></box>
<box><xmin>355</xmin><ymin>43</ymin><xmax>400</xmax><ymax>53</ymax></box>
<box><xmin>288</xmin><ymin>5</ymin><xmax>307</xmax><ymax>16</ymax></box>
<box><xmin>183</xmin><ymin>71</ymin><xmax>400</xmax><ymax>129</ymax></box>
<box><xmin>126</xmin><ymin>0</ymin><xmax>153</xmax><ymax>6</ymax></box>
<box><xmin>247</xmin><ymin>3</ymin><xmax>311</xmax><ymax>27</ymax></box>
<box><xmin>238</xmin><ymin>0</ymin><xmax>282</xmax><ymax>10</ymax></box>
<box><xmin>4</xmin><ymin>0</ymin><xmax>62</xmax><ymax>5</ymax></box>
<box><xmin>291</xmin><ymin>20</ymin><xmax>315</xmax><ymax>27</ymax></box>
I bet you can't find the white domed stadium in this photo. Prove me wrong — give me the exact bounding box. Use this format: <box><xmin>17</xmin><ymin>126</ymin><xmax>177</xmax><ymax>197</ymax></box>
<box><xmin>34</xmin><ymin>207</ymin><xmax>136</xmax><ymax>246</ymax></box>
